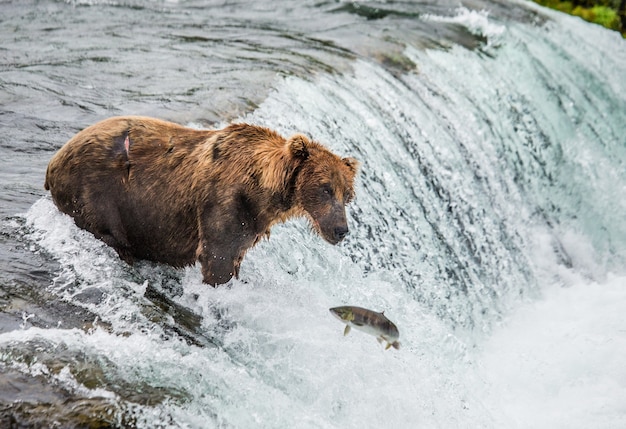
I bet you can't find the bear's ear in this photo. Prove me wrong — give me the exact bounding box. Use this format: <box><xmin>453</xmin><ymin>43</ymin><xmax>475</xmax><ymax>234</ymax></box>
<box><xmin>288</xmin><ymin>134</ymin><xmax>310</xmax><ymax>160</ymax></box>
<box><xmin>343</xmin><ymin>157</ymin><xmax>359</xmax><ymax>174</ymax></box>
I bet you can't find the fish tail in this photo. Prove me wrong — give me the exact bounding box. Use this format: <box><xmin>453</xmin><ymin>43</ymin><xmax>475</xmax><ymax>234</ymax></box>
<box><xmin>385</xmin><ymin>341</ymin><xmax>401</xmax><ymax>350</ymax></box>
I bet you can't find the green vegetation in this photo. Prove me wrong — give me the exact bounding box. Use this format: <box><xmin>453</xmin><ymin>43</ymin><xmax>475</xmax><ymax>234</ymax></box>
<box><xmin>532</xmin><ymin>0</ymin><xmax>626</xmax><ymax>36</ymax></box>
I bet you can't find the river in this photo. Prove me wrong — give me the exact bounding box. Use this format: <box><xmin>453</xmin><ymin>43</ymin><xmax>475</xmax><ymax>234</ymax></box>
<box><xmin>1</xmin><ymin>0</ymin><xmax>625</xmax><ymax>427</ymax></box>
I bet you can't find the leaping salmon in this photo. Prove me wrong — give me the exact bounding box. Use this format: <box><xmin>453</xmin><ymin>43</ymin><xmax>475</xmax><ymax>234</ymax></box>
<box><xmin>329</xmin><ymin>306</ymin><xmax>400</xmax><ymax>350</ymax></box>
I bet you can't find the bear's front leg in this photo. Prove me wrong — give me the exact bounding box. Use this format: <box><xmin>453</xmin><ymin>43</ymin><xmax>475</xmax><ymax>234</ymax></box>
<box><xmin>197</xmin><ymin>192</ymin><xmax>260</xmax><ymax>286</ymax></box>
<box><xmin>197</xmin><ymin>200</ymin><xmax>257</xmax><ymax>286</ymax></box>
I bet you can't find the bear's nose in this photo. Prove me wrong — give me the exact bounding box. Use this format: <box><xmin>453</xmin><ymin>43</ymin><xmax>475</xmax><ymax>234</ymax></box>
<box><xmin>334</xmin><ymin>226</ymin><xmax>349</xmax><ymax>241</ymax></box>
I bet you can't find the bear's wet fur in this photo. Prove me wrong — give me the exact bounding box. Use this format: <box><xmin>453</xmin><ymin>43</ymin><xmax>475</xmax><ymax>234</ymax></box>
<box><xmin>45</xmin><ymin>116</ymin><xmax>359</xmax><ymax>285</ymax></box>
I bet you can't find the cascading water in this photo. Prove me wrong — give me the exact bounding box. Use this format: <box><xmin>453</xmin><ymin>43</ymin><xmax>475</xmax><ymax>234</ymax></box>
<box><xmin>1</xmin><ymin>1</ymin><xmax>624</xmax><ymax>428</ymax></box>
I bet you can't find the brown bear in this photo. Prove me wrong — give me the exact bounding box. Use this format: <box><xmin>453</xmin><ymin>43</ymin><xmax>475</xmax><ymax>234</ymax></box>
<box><xmin>44</xmin><ymin>116</ymin><xmax>358</xmax><ymax>285</ymax></box>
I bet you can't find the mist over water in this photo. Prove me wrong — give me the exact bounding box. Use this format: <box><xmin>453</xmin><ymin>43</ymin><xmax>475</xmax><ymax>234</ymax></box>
<box><xmin>1</xmin><ymin>1</ymin><xmax>625</xmax><ymax>428</ymax></box>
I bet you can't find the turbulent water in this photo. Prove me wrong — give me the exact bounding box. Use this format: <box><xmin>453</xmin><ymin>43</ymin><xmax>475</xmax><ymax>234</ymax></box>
<box><xmin>1</xmin><ymin>1</ymin><xmax>625</xmax><ymax>427</ymax></box>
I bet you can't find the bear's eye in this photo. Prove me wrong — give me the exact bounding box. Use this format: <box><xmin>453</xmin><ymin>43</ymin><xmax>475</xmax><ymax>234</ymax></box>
<box><xmin>320</xmin><ymin>184</ymin><xmax>333</xmax><ymax>199</ymax></box>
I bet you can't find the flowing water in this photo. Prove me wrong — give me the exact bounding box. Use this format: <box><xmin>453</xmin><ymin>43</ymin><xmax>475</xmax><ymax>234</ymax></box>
<box><xmin>1</xmin><ymin>1</ymin><xmax>625</xmax><ymax>427</ymax></box>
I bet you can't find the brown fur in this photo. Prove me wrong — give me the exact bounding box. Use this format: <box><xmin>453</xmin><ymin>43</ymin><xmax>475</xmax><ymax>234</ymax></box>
<box><xmin>44</xmin><ymin>116</ymin><xmax>359</xmax><ymax>285</ymax></box>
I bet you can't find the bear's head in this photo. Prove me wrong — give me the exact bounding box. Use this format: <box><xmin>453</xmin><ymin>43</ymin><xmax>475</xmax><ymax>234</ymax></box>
<box><xmin>289</xmin><ymin>134</ymin><xmax>359</xmax><ymax>245</ymax></box>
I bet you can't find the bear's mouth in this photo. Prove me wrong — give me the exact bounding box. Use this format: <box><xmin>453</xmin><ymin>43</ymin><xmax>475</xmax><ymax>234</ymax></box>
<box><xmin>309</xmin><ymin>218</ymin><xmax>329</xmax><ymax>243</ymax></box>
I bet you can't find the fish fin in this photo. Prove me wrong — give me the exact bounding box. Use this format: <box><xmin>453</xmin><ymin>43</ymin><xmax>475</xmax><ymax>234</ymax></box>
<box><xmin>377</xmin><ymin>337</ymin><xmax>383</xmax><ymax>344</ymax></box>
<box><xmin>392</xmin><ymin>341</ymin><xmax>400</xmax><ymax>350</ymax></box>
<box><xmin>343</xmin><ymin>325</ymin><xmax>351</xmax><ymax>336</ymax></box>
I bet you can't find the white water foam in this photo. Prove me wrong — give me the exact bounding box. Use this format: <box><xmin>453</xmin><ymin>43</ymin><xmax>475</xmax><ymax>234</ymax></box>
<box><xmin>19</xmin><ymin>198</ymin><xmax>490</xmax><ymax>427</ymax></box>
<box><xmin>19</xmin><ymin>195</ymin><xmax>626</xmax><ymax>428</ymax></box>
<box><xmin>422</xmin><ymin>7</ymin><xmax>506</xmax><ymax>47</ymax></box>
<box><xmin>481</xmin><ymin>275</ymin><xmax>626</xmax><ymax>428</ymax></box>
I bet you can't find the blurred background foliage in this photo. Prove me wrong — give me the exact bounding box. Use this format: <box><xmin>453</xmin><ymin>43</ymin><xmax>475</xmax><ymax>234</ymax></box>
<box><xmin>532</xmin><ymin>0</ymin><xmax>626</xmax><ymax>36</ymax></box>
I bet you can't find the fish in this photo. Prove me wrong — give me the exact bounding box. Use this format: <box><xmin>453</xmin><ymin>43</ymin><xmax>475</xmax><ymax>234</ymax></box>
<box><xmin>329</xmin><ymin>306</ymin><xmax>400</xmax><ymax>350</ymax></box>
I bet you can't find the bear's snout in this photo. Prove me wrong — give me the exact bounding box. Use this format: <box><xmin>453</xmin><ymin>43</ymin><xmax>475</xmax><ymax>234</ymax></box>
<box><xmin>304</xmin><ymin>189</ymin><xmax>353</xmax><ymax>246</ymax></box>
<box><xmin>334</xmin><ymin>225</ymin><xmax>349</xmax><ymax>242</ymax></box>
<box><xmin>317</xmin><ymin>211</ymin><xmax>349</xmax><ymax>245</ymax></box>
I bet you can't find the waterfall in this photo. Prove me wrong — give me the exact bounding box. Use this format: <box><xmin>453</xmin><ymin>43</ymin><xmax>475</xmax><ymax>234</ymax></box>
<box><xmin>4</xmin><ymin>3</ymin><xmax>625</xmax><ymax>428</ymax></box>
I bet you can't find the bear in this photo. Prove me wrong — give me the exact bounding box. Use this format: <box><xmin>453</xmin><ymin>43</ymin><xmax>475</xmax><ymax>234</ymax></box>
<box><xmin>44</xmin><ymin>116</ymin><xmax>359</xmax><ymax>285</ymax></box>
